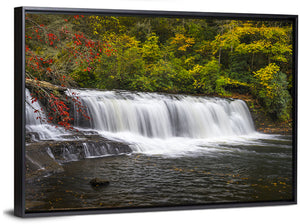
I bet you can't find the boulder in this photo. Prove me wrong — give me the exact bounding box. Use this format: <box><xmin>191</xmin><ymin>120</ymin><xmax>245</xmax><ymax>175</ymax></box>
<box><xmin>89</xmin><ymin>178</ymin><xmax>110</xmax><ymax>187</ymax></box>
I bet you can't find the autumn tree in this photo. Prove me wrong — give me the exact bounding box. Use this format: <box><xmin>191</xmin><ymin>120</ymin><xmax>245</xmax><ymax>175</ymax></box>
<box><xmin>208</xmin><ymin>21</ymin><xmax>293</xmax><ymax>119</ymax></box>
<box><xmin>25</xmin><ymin>14</ymin><xmax>114</xmax><ymax>129</ymax></box>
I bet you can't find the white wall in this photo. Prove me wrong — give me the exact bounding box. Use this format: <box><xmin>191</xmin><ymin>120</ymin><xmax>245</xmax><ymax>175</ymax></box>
<box><xmin>1</xmin><ymin>0</ymin><xmax>299</xmax><ymax>223</ymax></box>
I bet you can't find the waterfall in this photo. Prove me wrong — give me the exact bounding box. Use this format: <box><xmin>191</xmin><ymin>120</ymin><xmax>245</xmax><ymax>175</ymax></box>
<box><xmin>25</xmin><ymin>89</ymin><xmax>46</xmax><ymax>125</ymax></box>
<box><xmin>26</xmin><ymin>88</ymin><xmax>257</xmax><ymax>157</ymax></box>
<box><xmin>68</xmin><ymin>89</ymin><xmax>255</xmax><ymax>139</ymax></box>
<box><xmin>25</xmin><ymin>89</ymin><xmax>67</xmax><ymax>140</ymax></box>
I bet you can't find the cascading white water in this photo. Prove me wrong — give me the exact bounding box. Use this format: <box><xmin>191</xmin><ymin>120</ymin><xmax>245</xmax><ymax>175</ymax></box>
<box><xmin>66</xmin><ymin>89</ymin><xmax>259</xmax><ymax>156</ymax></box>
<box><xmin>25</xmin><ymin>89</ymin><xmax>46</xmax><ymax>125</ymax></box>
<box><xmin>69</xmin><ymin>89</ymin><xmax>255</xmax><ymax>139</ymax></box>
<box><xmin>26</xmin><ymin>88</ymin><xmax>259</xmax><ymax>157</ymax></box>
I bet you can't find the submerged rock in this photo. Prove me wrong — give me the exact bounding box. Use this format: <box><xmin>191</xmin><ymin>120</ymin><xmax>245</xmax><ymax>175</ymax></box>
<box><xmin>89</xmin><ymin>178</ymin><xmax>110</xmax><ymax>187</ymax></box>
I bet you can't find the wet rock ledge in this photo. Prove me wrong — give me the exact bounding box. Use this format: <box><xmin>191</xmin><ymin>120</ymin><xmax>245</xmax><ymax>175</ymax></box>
<box><xmin>25</xmin><ymin>136</ymin><xmax>132</xmax><ymax>181</ymax></box>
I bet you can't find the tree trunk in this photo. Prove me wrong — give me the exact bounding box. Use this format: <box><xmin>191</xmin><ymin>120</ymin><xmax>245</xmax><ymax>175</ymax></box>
<box><xmin>218</xmin><ymin>47</ymin><xmax>222</xmax><ymax>65</ymax></box>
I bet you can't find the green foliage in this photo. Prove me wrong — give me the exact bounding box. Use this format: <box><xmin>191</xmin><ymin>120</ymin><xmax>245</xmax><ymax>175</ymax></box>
<box><xmin>253</xmin><ymin>64</ymin><xmax>291</xmax><ymax>120</ymax></box>
<box><xmin>191</xmin><ymin>59</ymin><xmax>221</xmax><ymax>94</ymax></box>
<box><xmin>141</xmin><ymin>35</ymin><xmax>161</xmax><ymax>63</ymax></box>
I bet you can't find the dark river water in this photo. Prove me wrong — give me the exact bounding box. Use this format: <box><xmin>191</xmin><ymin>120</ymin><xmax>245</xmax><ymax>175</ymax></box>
<box><xmin>25</xmin><ymin>134</ymin><xmax>294</xmax><ymax>212</ymax></box>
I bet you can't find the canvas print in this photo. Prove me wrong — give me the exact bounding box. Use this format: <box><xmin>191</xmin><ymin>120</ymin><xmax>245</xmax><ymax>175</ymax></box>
<box><xmin>24</xmin><ymin>13</ymin><xmax>295</xmax><ymax>212</ymax></box>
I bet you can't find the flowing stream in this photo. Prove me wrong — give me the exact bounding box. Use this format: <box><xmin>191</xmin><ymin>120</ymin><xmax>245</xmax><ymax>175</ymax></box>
<box><xmin>25</xmin><ymin>88</ymin><xmax>293</xmax><ymax>211</ymax></box>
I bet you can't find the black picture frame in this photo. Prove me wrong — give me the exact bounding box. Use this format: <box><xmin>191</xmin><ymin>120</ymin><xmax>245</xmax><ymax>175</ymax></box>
<box><xmin>14</xmin><ymin>6</ymin><xmax>298</xmax><ymax>217</ymax></box>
